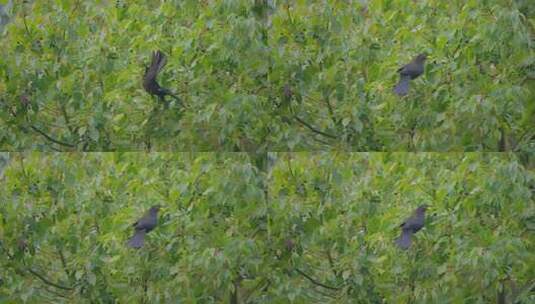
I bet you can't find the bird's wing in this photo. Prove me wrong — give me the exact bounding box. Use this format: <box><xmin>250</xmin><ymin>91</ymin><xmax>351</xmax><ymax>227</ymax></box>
<box><xmin>404</xmin><ymin>213</ymin><xmax>425</xmax><ymax>231</ymax></box>
<box><xmin>136</xmin><ymin>213</ymin><xmax>157</xmax><ymax>230</ymax></box>
<box><xmin>136</xmin><ymin>217</ymin><xmax>149</xmax><ymax>229</ymax></box>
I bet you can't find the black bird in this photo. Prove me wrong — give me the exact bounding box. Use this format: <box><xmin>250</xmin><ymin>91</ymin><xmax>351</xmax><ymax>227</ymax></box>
<box><xmin>396</xmin><ymin>204</ymin><xmax>428</xmax><ymax>249</ymax></box>
<box><xmin>143</xmin><ymin>51</ymin><xmax>181</xmax><ymax>105</ymax></box>
<box><xmin>393</xmin><ymin>53</ymin><xmax>427</xmax><ymax>96</ymax></box>
<box><xmin>127</xmin><ymin>205</ymin><xmax>161</xmax><ymax>249</ymax></box>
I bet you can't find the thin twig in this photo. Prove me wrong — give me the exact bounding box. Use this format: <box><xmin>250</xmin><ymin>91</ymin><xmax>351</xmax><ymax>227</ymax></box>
<box><xmin>27</xmin><ymin>268</ymin><xmax>74</xmax><ymax>291</ymax></box>
<box><xmin>30</xmin><ymin>125</ymin><xmax>75</xmax><ymax>148</ymax></box>
<box><xmin>294</xmin><ymin>267</ymin><xmax>341</xmax><ymax>291</ymax></box>
<box><xmin>293</xmin><ymin>115</ymin><xmax>338</xmax><ymax>139</ymax></box>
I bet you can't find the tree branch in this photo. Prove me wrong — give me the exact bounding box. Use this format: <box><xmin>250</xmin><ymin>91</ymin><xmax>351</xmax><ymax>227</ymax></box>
<box><xmin>294</xmin><ymin>267</ymin><xmax>340</xmax><ymax>291</ymax></box>
<box><xmin>26</xmin><ymin>268</ymin><xmax>74</xmax><ymax>291</ymax></box>
<box><xmin>30</xmin><ymin>125</ymin><xmax>75</xmax><ymax>148</ymax></box>
<box><xmin>3</xmin><ymin>104</ymin><xmax>74</xmax><ymax>148</ymax></box>
<box><xmin>293</xmin><ymin>115</ymin><xmax>338</xmax><ymax>139</ymax></box>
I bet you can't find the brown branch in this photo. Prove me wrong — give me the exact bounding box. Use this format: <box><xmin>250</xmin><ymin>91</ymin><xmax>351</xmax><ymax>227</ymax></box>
<box><xmin>293</xmin><ymin>115</ymin><xmax>338</xmax><ymax>139</ymax></box>
<box><xmin>4</xmin><ymin>105</ymin><xmax>75</xmax><ymax>148</ymax></box>
<box><xmin>3</xmin><ymin>251</ymin><xmax>73</xmax><ymax>297</ymax></box>
<box><xmin>27</xmin><ymin>268</ymin><xmax>74</xmax><ymax>291</ymax></box>
<box><xmin>30</xmin><ymin>125</ymin><xmax>75</xmax><ymax>148</ymax></box>
<box><xmin>294</xmin><ymin>267</ymin><xmax>341</xmax><ymax>291</ymax></box>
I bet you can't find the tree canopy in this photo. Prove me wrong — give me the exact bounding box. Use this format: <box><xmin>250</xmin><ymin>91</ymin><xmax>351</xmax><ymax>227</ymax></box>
<box><xmin>0</xmin><ymin>0</ymin><xmax>533</xmax><ymax>151</ymax></box>
<box><xmin>1</xmin><ymin>0</ymin><xmax>534</xmax><ymax>302</ymax></box>
<box><xmin>1</xmin><ymin>152</ymin><xmax>533</xmax><ymax>302</ymax></box>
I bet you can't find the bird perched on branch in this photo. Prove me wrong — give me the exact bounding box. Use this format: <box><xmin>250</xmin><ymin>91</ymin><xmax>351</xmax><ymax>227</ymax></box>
<box><xmin>127</xmin><ymin>205</ymin><xmax>161</xmax><ymax>249</ymax></box>
<box><xmin>393</xmin><ymin>53</ymin><xmax>427</xmax><ymax>96</ymax></box>
<box><xmin>143</xmin><ymin>50</ymin><xmax>181</xmax><ymax>106</ymax></box>
<box><xmin>396</xmin><ymin>204</ymin><xmax>428</xmax><ymax>249</ymax></box>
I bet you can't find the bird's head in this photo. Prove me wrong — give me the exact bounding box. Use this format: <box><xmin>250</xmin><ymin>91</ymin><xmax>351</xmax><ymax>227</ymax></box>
<box><xmin>150</xmin><ymin>205</ymin><xmax>161</xmax><ymax>213</ymax></box>
<box><xmin>416</xmin><ymin>53</ymin><xmax>428</xmax><ymax>62</ymax></box>
<box><xmin>417</xmin><ymin>204</ymin><xmax>429</xmax><ymax>212</ymax></box>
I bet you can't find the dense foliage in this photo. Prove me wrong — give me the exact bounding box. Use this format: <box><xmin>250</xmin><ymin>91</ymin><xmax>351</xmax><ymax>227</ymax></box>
<box><xmin>0</xmin><ymin>0</ymin><xmax>533</xmax><ymax>151</ymax></box>
<box><xmin>1</xmin><ymin>152</ymin><xmax>533</xmax><ymax>302</ymax></box>
<box><xmin>0</xmin><ymin>153</ymin><xmax>268</xmax><ymax>302</ymax></box>
<box><xmin>269</xmin><ymin>152</ymin><xmax>534</xmax><ymax>303</ymax></box>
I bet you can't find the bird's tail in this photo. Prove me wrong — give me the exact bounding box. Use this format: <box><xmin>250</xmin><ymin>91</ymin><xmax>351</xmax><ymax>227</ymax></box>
<box><xmin>393</xmin><ymin>75</ymin><xmax>411</xmax><ymax>96</ymax></box>
<box><xmin>127</xmin><ymin>230</ymin><xmax>146</xmax><ymax>249</ymax></box>
<box><xmin>152</xmin><ymin>51</ymin><xmax>167</xmax><ymax>74</ymax></box>
<box><xmin>396</xmin><ymin>229</ymin><xmax>412</xmax><ymax>249</ymax></box>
